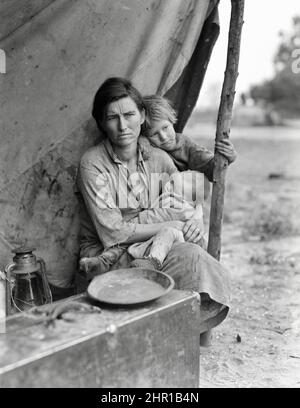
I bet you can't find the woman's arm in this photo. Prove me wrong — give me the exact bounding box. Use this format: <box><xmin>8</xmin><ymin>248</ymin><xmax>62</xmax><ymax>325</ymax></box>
<box><xmin>78</xmin><ymin>154</ymin><xmax>186</xmax><ymax>248</ymax></box>
<box><xmin>123</xmin><ymin>220</ymin><xmax>184</xmax><ymax>244</ymax></box>
<box><xmin>138</xmin><ymin>205</ymin><xmax>195</xmax><ymax>224</ymax></box>
<box><xmin>78</xmin><ymin>161</ymin><xmax>138</xmax><ymax>249</ymax></box>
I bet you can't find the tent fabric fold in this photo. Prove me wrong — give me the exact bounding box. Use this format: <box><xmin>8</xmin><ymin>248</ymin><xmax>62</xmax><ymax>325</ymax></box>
<box><xmin>0</xmin><ymin>0</ymin><xmax>219</xmax><ymax>288</ymax></box>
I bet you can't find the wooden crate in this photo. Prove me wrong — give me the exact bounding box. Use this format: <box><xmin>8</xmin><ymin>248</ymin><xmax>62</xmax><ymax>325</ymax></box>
<box><xmin>0</xmin><ymin>290</ymin><xmax>200</xmax><ymax>388</ymax></box>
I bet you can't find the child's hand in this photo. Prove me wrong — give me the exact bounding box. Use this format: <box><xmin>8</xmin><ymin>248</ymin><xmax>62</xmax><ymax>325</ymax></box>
<box><xmin>215</xmin><ymin>139</ymin><xmax>237</xmax><ymax>164</ymax></box>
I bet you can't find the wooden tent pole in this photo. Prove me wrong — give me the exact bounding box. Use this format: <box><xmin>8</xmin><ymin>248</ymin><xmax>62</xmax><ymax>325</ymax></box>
<box><xmin>207</xmin><ymin>0</ymin><xmax>245</xmax><ymax>261</ymax></box>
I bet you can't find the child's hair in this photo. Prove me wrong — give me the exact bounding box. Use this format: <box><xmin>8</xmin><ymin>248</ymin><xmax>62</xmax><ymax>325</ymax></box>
<box><xmin>143</xmin><ymin>95</ymin><xmax>177</xmax><ymax>131</ymax></box>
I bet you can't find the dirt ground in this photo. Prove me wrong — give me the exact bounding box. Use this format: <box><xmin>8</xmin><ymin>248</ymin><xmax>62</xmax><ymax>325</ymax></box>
<box><xmin>186</xmin><ymin>122</ymin><xmax>300</xmax><ymax>388</ymax></box>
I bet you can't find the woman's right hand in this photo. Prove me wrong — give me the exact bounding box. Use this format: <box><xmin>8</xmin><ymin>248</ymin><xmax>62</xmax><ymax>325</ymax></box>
<box><xmin>182</xmin><ymin>219</ymin><xmax>205</xmax><ymax>243</ymax></box>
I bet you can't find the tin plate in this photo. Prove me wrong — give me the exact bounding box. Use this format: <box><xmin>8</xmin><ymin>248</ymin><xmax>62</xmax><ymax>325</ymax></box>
<box><xmin>87</xmin><ymin>267</ymin><xmax>174</xmax><ymax>305</ymax></box>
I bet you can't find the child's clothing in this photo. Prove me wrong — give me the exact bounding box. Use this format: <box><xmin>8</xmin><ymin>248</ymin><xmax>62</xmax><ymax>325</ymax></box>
<box><xmin>127</xmin><ymin>169</ymin><xmax>206</xmax><ymax>268</ymax></box>
<box><xmin>165</xmin><ymin>133</ymin><xmax>214</xmax><ymax>180</ymax></box>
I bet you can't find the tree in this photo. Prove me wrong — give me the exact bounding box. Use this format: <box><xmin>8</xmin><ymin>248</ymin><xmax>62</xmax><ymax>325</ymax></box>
<box><xmin>250</xmin><ymin>16</ymin><xmax>300</xmax><ymax>117</ymax></box>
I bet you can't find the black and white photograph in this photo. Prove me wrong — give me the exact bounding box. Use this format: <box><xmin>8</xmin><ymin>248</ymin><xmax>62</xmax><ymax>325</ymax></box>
<box><xmin>0</xmin><ymin>0</ymin><xmax>300</xmax><ymax>390</ymax></box>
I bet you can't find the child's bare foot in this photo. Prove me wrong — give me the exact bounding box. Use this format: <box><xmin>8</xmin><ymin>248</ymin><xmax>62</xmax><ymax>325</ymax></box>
<box><xmin>79</xmin><ymin>257</ymin><xmax>106</xmax><ymax>277</ymax></box>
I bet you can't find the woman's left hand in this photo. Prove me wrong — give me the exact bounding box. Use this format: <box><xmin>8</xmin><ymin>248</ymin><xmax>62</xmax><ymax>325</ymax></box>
<box><xmin>182</xmin><ymin>219</ymin><xmax>204</xmax><ymax>243</ymax></box>
<box><xmin>215</xmin><ymin>139</ymin><xmax>237</xmax><ymax>164</ymax></box>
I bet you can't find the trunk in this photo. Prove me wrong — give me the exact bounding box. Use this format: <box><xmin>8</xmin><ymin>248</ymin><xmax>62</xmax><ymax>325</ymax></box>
<box><xmin>207</xmin><ymin>0</ymin><xmax>245</xmax><ymax>261</ymax></box>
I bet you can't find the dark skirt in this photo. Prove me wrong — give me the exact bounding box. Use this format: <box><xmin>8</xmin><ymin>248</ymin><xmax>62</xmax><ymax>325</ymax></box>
<box><xmin>80</xmin><ymin>241</ymin><xmax>231</xmax><ymax>332</ymax></box>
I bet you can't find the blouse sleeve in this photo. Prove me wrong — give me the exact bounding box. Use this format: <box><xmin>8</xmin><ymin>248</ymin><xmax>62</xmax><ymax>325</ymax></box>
<box><xmin>77</xmin><ymin>161</ymin><xmax>137</xmax><ymax>249</ymax></box>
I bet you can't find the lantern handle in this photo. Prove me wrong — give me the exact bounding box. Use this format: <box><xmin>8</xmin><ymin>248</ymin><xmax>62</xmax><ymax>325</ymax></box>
<box><xmin>37</xmin><ymin>258</ymin><xmax>53</xmax><ymax>304</ymax></box>
<box><xmin>4</xmin><ymin>262</ymin><xmax>16</xmax><ymax>316</ymax></box>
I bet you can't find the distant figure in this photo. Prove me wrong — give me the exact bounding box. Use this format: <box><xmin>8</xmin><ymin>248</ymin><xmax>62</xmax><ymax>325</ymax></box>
<box><xmin>240</xmin><ymin>92</ymin><xmax>247</xmax><ymax>106</ymax></box>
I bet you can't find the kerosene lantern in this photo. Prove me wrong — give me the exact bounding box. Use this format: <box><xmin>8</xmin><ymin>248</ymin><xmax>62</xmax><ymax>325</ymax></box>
<box><xmin>4</xmin><ymin>247</ymin><xmax>52</xmax><ymax>315</ymax></box>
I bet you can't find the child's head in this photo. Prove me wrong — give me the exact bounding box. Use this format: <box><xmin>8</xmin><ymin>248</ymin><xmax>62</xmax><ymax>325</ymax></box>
<box><xmin>142</xmin><ymin>95</ymin><xmax>177</xmax><ymax>150</ymax></box>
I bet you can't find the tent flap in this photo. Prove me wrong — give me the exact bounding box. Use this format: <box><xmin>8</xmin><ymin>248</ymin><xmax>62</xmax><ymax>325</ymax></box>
<box><xmin>0</xmin><ymin>0</ymin><xmax>55</xmax><ymax>40</ymax></box>
<box><xmin>166</xmin><ymin>6</ymin><xmax>220</xmax><ymax>132</ymax></box>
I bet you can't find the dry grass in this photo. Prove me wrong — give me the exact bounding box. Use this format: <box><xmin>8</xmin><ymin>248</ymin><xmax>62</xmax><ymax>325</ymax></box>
<box><xmin>244</xmin><ymin>206</ymin><xmax>299</xmax><ymax>241</ymax></box>
<box><xmin>187</xmin><ymin>122</ymin><xmax>300</xmax><ymax>388</ymax></box>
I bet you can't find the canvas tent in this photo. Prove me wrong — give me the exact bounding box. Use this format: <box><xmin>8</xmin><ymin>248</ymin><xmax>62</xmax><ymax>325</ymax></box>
<box><xmin>0</xmin><ymin>0</ymin><xmax>219</xmax><ymax>290</ymax></box>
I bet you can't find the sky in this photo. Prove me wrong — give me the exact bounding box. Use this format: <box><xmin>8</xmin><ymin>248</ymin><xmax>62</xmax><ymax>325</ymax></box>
<box><xmin>198</xmin><ymin>0</ymin><xmax>300</xmax><ymax>107</ymax></box>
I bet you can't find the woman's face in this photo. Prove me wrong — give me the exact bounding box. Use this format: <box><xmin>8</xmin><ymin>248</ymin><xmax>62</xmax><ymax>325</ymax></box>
<box><xmin>102</xmin><ymin>96</ymin><xmax>145</xmax><ymax>148</ymax></box>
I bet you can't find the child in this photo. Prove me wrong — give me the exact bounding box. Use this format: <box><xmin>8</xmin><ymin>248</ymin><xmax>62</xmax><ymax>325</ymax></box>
<box><xmin>141</xmin><ymin>94</ymin><xmax>237</xmax><ymax>245</ymax></box>
<box><xmin>142</xmin><ymin>94</ymin><xmax>237</xmax><ymax>181</ymax></box>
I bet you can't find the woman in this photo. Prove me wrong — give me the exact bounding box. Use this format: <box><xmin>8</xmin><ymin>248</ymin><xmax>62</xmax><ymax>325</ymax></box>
<box><xmin>76</xmin><ymin>77</ymin><xmax>231</xmax><ymax>341</ymax></box>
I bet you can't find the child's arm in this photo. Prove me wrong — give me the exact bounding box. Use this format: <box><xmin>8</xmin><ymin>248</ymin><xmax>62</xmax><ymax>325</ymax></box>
<box><xmin>187</xmin><ymin>136</ymin><xmax>237</xmax><ymax>173</ymax></box>
<box><xmin>167</xmin><ymin>134</ymin><xmax>237</xmax><ymax>181</ymax></box>
<box><xmin>167</xmin><ymin>133</ymin><xmax>215</xmax><ymax>180</ymax></box>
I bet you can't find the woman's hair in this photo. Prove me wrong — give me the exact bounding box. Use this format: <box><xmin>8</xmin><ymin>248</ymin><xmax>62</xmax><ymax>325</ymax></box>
<box><xmin>92</xmin><ymin>77</ymin><xmax>144</xmax><ymax>131</ymax></box>
<box><xmin>143</xmin><ymin>95</ymin><xmax>177</xmax><ymax>131</ymax></box>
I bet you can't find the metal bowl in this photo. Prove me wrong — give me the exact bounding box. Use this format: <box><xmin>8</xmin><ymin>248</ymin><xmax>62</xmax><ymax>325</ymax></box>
<box><xmin>87</xmin><ymin>267</ymin><xmax>174</xmax><ymax>305</ymax></box>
